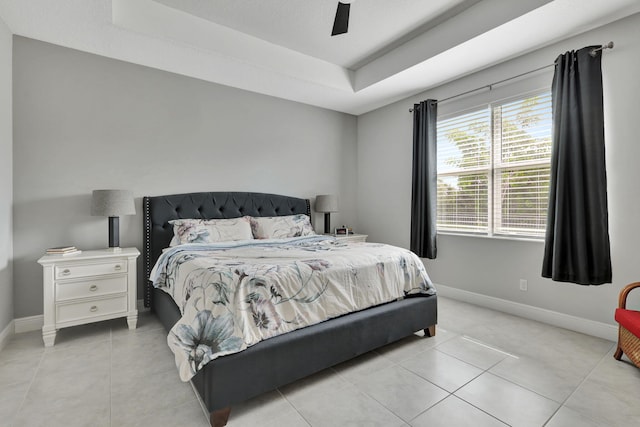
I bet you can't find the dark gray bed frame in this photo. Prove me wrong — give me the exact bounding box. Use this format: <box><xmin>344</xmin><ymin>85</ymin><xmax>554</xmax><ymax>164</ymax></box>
<box><xmin>143</xmin><ymin>191</ymin><xmax>437</xmax><ymax>427</ymax></box>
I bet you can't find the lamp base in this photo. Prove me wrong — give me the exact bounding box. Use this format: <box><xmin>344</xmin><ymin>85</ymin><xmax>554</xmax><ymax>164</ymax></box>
<box><xmin>324</xmin><ymin>213</ymin><xmax>331</xmax><ymax>235</ymax></box>
<box><xmin>108</xmin><ymin>216</ymin><xmax>120</xmax><ymax>248</ymax></box>
<box><xmin>105</xmin><ymin>247</ymin><xmax>122</xmax><ymax>253</ymax></box>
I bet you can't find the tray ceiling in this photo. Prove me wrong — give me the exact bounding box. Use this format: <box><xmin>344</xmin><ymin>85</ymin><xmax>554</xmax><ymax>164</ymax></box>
<box><xmin>1</xmin><ymin>0</ymin><xmax>639</xmax><ymax>115</ymax></box>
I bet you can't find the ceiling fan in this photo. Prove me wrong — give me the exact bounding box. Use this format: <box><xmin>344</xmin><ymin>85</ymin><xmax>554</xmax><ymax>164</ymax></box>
<box><xmin>331</xmin><ymin>1</ymin><xmax>354</xmax><ymax>36</ymax></box>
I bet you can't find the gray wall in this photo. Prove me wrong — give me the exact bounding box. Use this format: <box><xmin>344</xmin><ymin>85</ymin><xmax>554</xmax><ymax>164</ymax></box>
<box><xmin>13</xmin><ymin>37</ymin><xmax>357</xmax><ymax>318</ymax></box>
<box><xmin>357</xmin><ymin>13</ymin><xmax>640</xmax><ymax>326</ymax></box>
<box><xmin>0</xmin><ymin>18</ymin><xmax>12</xmax><ymax>331</ymax></box>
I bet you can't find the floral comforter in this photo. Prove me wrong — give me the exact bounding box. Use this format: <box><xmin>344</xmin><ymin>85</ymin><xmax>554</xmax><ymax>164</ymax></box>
<box><xmin>150</xmin><ymin>235</ymin><xmax>435</xmax><ymax>381</ymax></box>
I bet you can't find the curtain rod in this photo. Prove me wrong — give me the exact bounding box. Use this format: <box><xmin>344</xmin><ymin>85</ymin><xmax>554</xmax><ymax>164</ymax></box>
<box><xmin>409</xmin><ymin>41</ymin><xmax>614</xmax><ymax>113</ymax></box>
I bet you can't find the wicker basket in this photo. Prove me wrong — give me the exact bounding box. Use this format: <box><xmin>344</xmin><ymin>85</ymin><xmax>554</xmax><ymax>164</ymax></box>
<box><xmin>618</xmin><ymin>326</ymin><xmax>640</xmax><ymax>368</ymax></box>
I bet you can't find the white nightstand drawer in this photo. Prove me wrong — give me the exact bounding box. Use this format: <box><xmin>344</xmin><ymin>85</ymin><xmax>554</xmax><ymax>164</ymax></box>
<box><xmin>56</xmin><ymin>276</ymin><xmax>127</xmax><ymax>301</ymax></box>
<box><xmin>55</xmin><ymin>260</ymin><xmax>127</xmax><ymax>279</ymax></box>
<box><xmin>56</xmin><ymin>295</ymin><xmax>127</xmax><ymax>324</ymax></box>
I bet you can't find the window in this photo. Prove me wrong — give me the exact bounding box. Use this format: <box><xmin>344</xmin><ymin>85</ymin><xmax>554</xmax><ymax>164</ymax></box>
<box><xmin>436</xmin><ymin>91</ymin><xmax>552</xmax><ymax>237</ymax></box>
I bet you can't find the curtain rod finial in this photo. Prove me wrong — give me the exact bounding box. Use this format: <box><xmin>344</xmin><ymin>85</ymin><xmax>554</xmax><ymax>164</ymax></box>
<box><xmin>590</xmin><ymin>41</ymin><xmax>614</xmax><ymax>57</ymax></box>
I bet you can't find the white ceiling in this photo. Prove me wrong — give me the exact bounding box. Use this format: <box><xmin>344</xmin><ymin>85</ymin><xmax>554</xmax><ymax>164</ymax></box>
<box><xmin>152</xmin><ymin>0</ymin><xmax>480</xmax><ymax>69</ymax></box>
<box><xmin>1</xmin><ymin>0</ymin><xmax>639</xmax><ymax>115</ymax></box>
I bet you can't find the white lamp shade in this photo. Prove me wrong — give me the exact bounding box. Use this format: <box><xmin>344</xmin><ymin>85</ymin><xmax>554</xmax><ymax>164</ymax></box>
<box><xmin>315</xmin><ymin>195</ymin><xmax>338</xmax><ymax>213</ymax></box>
<box><xmin>91</xmin><ymin>190</ymin><xmax>135</xmax><ymax>217</ymax></box>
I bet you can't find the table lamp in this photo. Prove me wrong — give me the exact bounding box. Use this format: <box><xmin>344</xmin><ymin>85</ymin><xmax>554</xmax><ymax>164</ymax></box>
<box><xmin>91</xmin><ymin>189</ymin><xmax>135</xmax><ymax>250</ymax></box>
<box><xmin>315</xmin><ymin>194</ymin><xmax>338</xmax><ymax>234</ymax></box>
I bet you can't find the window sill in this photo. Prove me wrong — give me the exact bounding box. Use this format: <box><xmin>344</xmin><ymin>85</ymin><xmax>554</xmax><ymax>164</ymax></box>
<box><xmin>437</xmin><ymin>231</ymin><xmax>545</xmax><ymax>244</ymax></box>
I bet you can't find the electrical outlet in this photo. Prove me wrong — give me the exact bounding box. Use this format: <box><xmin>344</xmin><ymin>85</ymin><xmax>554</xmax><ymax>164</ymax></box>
<box><xmin>519</xmin><ymin>279</ymin><xmax>528</xmax><ymax>291</ymax></box>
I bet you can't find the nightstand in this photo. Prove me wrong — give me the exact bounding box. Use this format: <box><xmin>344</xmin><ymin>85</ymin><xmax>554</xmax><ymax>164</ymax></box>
<box><xmin>331</xmin><ymin>233</ymin><xmax>368</xmax><ymax>243</ymax></box>
<box><xmin>37</xmin><ymin>247</ymin><xmax>140</xmax><ymax>347</ymax></box>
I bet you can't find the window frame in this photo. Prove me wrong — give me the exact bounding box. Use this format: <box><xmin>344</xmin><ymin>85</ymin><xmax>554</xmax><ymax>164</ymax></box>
<box><xmin>436</xmin><ymin>89</ymin><xmax>552</xmax><ymax>239</ymax></box>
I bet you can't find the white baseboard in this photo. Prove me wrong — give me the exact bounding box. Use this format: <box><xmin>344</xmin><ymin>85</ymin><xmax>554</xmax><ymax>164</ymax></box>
<box><xmin>14</xmin><ymin>314</ymin><xmax>44</xmax><ymax>334</ymax></box>
<box><xmin>0</xmin><ymin>320</ymin><xmax>15</xmax><ymax>353</ymax></box>
<box><xmin>436</xmin><ymin>284</ymin><xmax>618</xmax><ymax>342</ymax></box>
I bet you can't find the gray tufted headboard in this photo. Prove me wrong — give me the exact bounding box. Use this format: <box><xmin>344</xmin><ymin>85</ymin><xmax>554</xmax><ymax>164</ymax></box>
<box><xmin>142</xmin><ymin>191</ymin><xmax>311</xmax><ymax>307</ymax></box>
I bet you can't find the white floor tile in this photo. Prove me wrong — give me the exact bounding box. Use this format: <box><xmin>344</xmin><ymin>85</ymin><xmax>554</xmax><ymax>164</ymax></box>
<box><xmin>545</xmin><ymin>406</ymin><xmax>608</xmax><ymax>427</ymax></box>
<box><xmin>228</xmin><ymin>389</ymin><xmax>299</xmax><ymax>427</ymax></box>
<box><xmin>489</xmin><ymin>354</ymin><xmax>585</xmax><ymax>402</ymax></box>
<box><xmin>355</xmin><ymin>364</ymin><xmax>449</xmax><ymax>421</ymax></box>
<box><xmin>295</xmin><ymin>384</ymin><xmax>406</xmax><ymax>427</ymax></box>
<box><xmin>111</xmin><ymin>326</ymin><xmax>176</xmax><ymax>382</ymax></box>
<box><xmin>0</xmin><ymin>380</ymin><xmax>30</xmax><ymax>426</ymax></box>
<box><xmin>279</xmin><ymin>368</ymin><xmax>350</xmax><ymax>409</ymax></box>
<box><xmin>13</xmin><ymin>367</ymin><xmax>111</xmax><ymax>427</ymax></box>
<box><xmin>260</xmin><ymin>409</ymin><xmax>312</xmax><ymax>427</ymax></box>
<box><xmin>0</xmin><ymin>353</ymin><xmax>41</xmax><ymax>388</ymax></box>
<box><xmin>111</xmin><ymin>366</ymin><xmax>195</xmax><ymax>425</ymax></box>
<box><xmin>563</xmin><ymin>350</ymin><xmax>640</xmax><ymax>426</ymax></box>
<box><xmin>401</xmin><ymin>348</ymin><xmax>483</xmax><ymax>392</ymax></box>
<box><xmin>127</xmin><ymin>399</ymin><xmax>210</xmax><ymax>427</ymax></box>
<box><xmin>435</xmin><ymin>335</ymin><xmax>511</xmax><ymax>370</ymax></box>
<box><xmin>0</xmin><ymin>296</ymin><xmax>636</xmax><ymax>427</ymax></box>
<box><xmin>0</xmin><ymin>330</ymin><xmax>45</xmax><ymax>362</ymax></box>
<box><xmin>455</xmin><ymin>372</ymin><xmax>560</xmax><ymax>427</ymax></box>
<box><xmin>410</xmin><ymin>395</ymin><xmax>507</xmax><ymax>427</ymax></box>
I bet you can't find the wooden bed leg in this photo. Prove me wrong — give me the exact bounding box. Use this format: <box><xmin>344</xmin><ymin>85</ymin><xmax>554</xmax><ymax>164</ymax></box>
<box><xmin>210</xmin><ymin>407</ymin><xmax>231</xmax><ymax>427</ymax></box>
<box><xmin>424</xmin><ymin>325</ymin><xmax>436</xmax><ymax>337</ymax></box>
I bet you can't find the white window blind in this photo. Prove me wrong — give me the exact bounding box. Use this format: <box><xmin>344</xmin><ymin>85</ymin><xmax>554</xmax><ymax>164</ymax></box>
<box><xmin>436</xmin><ymin>91</ymin><xmax>552</xmax><ymax>237</ymax></box>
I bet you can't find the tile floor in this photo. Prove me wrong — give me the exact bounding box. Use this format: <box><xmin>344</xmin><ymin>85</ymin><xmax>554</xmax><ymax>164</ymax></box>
<box><xmin>1</xmin><ymin>296</ymin><xmax>639</xmax><ymax>426</ymax></box>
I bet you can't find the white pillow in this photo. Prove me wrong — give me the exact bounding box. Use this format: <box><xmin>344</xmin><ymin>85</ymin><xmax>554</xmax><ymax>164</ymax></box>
<box><xmin>169</xmin><ymin>217</ymin><xmax>253</xmax><ymax>246</ymax></box>
<box><xmin>249</xmin><ymin>214</ymin><xmax>315</xmax><ymax>239</ymax></box>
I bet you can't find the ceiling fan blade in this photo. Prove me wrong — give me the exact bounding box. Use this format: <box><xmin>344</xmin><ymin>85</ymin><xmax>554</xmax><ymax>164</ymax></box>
<box><xmin>331</xmin><ymin>2</ymin><xmax>350</xmax><ymax>36</ymax></box>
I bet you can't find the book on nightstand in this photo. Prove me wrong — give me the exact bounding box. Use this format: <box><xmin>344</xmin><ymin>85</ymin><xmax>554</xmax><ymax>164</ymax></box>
<box><xmin>46</xmin><ymin>246</ymin><xmax>82</xmax><ymax>256</ymax></box>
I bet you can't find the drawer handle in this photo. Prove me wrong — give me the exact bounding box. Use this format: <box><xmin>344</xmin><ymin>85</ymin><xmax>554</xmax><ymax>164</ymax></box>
<box><xmin>89</xmin><ymin>285</ymin><xmax>98</xmax><ymax>292</ymax></box>
<box><xmin>90</xmin><ymin>306</ymin><xmax>98</xmax><ymax>312</ymax></box>
<box><xmin>61</xmin><ymin>269</ymin><xmax>71</xmax><ymax>276</ymax></box>
<box><xmin>114</xmin><ymin>265</ymin><xmax>122</xmax><ymax>271</ymax></box>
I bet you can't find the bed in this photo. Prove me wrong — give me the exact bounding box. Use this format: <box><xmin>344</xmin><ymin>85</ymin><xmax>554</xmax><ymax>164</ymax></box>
<box><xmin>143</xmin><ymin>191</ymin><xmax>438</xmax><ymax>427</ymax></box>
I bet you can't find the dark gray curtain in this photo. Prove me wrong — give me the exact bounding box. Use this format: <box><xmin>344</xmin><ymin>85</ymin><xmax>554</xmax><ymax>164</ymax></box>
<box><xmin>542</xmin><ymin>46</ymin><xmax>611</xmax><ymax>285</ymax></box>
<box><xmin>410</xmin><ymin>100</ymin><xmax>437</xmax><ymax>259</ymax></box>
